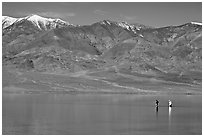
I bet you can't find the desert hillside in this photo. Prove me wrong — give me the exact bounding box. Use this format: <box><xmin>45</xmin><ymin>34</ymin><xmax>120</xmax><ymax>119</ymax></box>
<box><xmin>2</xmin><ymin>15</ymin><xmax>202</xmax><ymax>93</ymax></box>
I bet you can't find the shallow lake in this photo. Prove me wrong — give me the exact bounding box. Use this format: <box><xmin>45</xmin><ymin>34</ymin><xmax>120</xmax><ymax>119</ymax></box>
<box><xmin>2</xmin><ymin>93</ymin><xmax>202</xmax><ymax>135</ymax></box>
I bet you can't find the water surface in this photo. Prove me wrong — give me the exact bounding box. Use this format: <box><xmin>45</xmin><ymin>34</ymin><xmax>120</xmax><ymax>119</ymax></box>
<box><xmin>2</xmin><ymin>93</ymin><xmax>202</xmax><ymax>135</ymax></box>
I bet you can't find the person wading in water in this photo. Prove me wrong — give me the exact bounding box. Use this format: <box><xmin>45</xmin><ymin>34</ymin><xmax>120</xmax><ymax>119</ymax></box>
<box><xmin>168</xmin><ymin>100</ymin><xmax>173</xmax><ymax>107</ymax></box>
<box><xmin>155</xmin><ymin>100</ymin><xmax>159</xmax><ymax>107</ymax></box>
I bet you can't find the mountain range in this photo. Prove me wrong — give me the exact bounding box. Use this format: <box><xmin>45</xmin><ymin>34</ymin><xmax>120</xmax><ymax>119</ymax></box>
<box><xmin>2</xmin><ymin>14</ymin><xmax>202</xmax><ymax>85</ymax></box>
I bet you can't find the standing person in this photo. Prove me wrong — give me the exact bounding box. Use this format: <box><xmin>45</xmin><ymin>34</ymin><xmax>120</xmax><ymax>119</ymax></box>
<box><xmin>168</xmin><ymin>100</ymin><xmax>172</xmax><ymax>107</ymax></box>
<box><xmin>155</xmin><ymin>100</ymin><xmax>159</xmax><ymax>107</ymax></box>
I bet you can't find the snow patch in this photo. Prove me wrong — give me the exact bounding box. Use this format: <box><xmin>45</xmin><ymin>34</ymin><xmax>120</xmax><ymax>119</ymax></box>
<box><xmin>117</xmin><ymin>22</ymin><xmax>137</xmax><ymax>34</ymax></box>
<box><xmin>53</xmin><ymin>36</ymin><xmax>60</xmax><ymax>40</ymax></box>
<box><xmin>2</xmin><ymin>14</ymin><xmax>70</xmax><ymax>30</ymax></box>
<box><xmin>100</xmin><ymin>20</ymin><xmax>111</xmax><ymax>25</ymax></box>
<box><xmin>139</xmin><ymin>34</ymin><xmax>144</xmax><ymax>37</ymax></box>
<box><xmin>25</xmin><ymin>14</ymin><xmax>70</xmax><ymax>30</ymax></box>
<box><xmin>2</xmin><ymin>16</ymin><xmax>17</xmax><ymax>29</ymax></box>
<box><xmin>191</xmin><ymin>22</ymin><xmax>202</xmax><ymax>26</ymax></box>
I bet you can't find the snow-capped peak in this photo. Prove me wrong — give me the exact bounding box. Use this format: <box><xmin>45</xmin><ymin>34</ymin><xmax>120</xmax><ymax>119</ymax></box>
<box><xmin>25</xmin><ymin>14</ymin><xmax>70</xmax><ymax>30</ymax></box>
<box><xmin>2</xmin><ymin>14</ymin><xmax>71</xmax><ymax>30</ymax></box>
<box><xmin>191</xmin><ymin>21</ymin><xmax>202</xmax><ymax>26</ymax></box>
<box><xmin>2</xmin><ymin>16</ymin><xmax>17</xmax><ymax>29</ymax></box>
<box><xmin>99</xmin><ymin>20</ymin><xmax>137</xmax><ymax>34</ymax></box>
<box><xmin>116</xmin><ymin>21</ymin><xmax>137</xmax><ymax>33</ymax></box>
<box><xmin>26</xmin><ymin>14</ymin><xmax>52</xmax><ymax>29</ymax></box>
<box><xmin>100</xmin><ymin>20</ymin><xmax>112</xmax><ymax>25</ymax></box>
<box><xmin>26</xmin><ymin>14</ymin><xmax>49</xmax><ymax>21</ymax></box>
<box><xmin>53</xmin><ymin>18</ymin><xmax>67</xmax><ymax>24</ymax></box>
<box><xmin>2</xmin><ymin>16</ymin><xmax>17</xmax><ymax>22</ymax></box>
<box><xmin>117</xmin><ymin>21</ymin><xmax>133</xmax><ymax>30</ymax></box>
<box><xmin>25</xmin><ymin>14</ymin><xmax>68</xmax><ymax>24</ymax></box>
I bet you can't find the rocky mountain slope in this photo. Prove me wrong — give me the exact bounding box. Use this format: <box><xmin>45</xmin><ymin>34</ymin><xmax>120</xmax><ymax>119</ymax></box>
<box><xmin>2</xmin><ymin>14</ymin><xmax>202</xmax><ymax>84</ymax></box>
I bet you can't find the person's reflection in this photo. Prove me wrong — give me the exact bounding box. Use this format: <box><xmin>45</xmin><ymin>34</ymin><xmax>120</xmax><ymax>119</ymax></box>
<box><xmin>169</xmin><ymin>106</ymin><xmax>172</xmax><ymax>116</ymax></box>
<box><xmin>168</xmin><ymin>106</ymin><xmax>172</xmax><ymax>121</ymax></box>
<box><xmin>155</xmin><ymin>106</ymin><xmax>158</xmax><ymax>119</ymax></box>
<box><xmin>168</xmin><ymin>106</ymin><xmax>172</xmax><ymax>132</ymax></box>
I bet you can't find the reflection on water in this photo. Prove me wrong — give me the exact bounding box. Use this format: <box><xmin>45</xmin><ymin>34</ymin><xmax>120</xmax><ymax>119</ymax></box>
<box><xmin>168</xmin><ymin>106</ymin><xmax>172</xmax><ymax>133</ymax></box>
<box><xmin>2</xmin><ymin>93</ymin><xmax>202</xmax><ymax>135</ymax></box>
<box><xmin>155</xmin><ymin>106</ymin><xmax>158</xmax><ymax>120</ymax></box>
<box><xmin>168</xmin><ymin>107</ymin><xmax>172</xmax><ymax>120</ymax></box>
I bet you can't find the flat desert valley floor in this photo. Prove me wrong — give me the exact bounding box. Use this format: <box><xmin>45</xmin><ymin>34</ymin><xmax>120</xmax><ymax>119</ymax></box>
<box><xmin>2</xmin><ymin>67</ymin><xmax>202</xmax><ymax>134</ymax></box>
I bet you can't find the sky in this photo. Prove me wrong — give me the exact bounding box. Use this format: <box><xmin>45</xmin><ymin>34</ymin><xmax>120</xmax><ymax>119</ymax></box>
<box><xmin>2</xmin><ymin>2</ymin><xmax>202</xmax><ymax>27</ymax></box>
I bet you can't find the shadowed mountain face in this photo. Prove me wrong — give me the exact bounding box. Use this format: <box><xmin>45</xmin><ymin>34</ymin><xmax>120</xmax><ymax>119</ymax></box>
<box><xmin>2</xmin><ymin>15</ymin><xmax>202</xmax><ymax>84</ymax></box>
